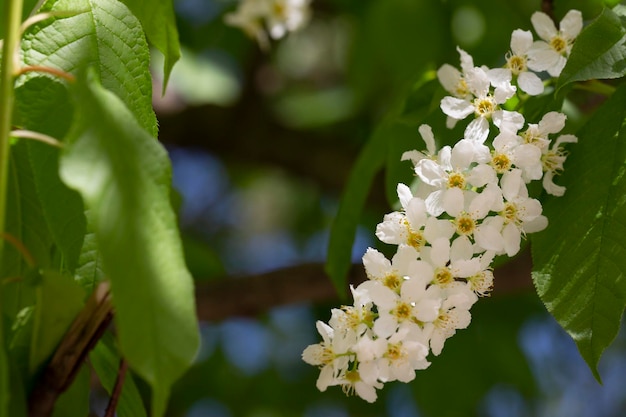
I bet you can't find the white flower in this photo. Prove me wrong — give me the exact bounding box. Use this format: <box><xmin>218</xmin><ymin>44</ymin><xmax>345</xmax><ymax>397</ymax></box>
<box><xmin>440</xmin><ymin>66</ymin><xmax>516</xmax><ymax>142</ymax></box>
<box><xmin>416</xmin><ymin>142</ymin><xmax>496</xmax><ymax>217</ymax></box>
<box><xmin>417</xmin><ymin>237</ymin><xmax>482</xmax><ymax>289</ymax></box>
<box><xmin>521</xmin><ymin>111</ymin><xmax>566</xmax><ymax>151</ymax></box>
<box><xmin>358</xmin><ymin>278</ymin><xmax>441</xmax><ymax>339</ymax></box>
<box><xmin>491</xmin><ymin>129</ymin><xmax>543</xmax><ymax>181</ymax></box>
<box><xmin>423</xmin><ymin>284</ymin><xmax>477</xmax><ymax>355</ymax></box>
<box><xmin>362</xmin><ymin>245</ymin><xmax>420</xmax><ymax>292</ymax></box>
<box><xmin>264</xmin><ymin>0</ymin><xmax>311</xmax><ymax>40</ymax></box>
<box><xmin>527</xmin><ymin>9</ymin><xmax>583</xmax><ymax>77</ymax></box>
<box><xmin>225</xmin><ymin>0</ymin><xmax>311</xmax><ymax>49</ymax></box>
<box><xmin>541</xmin><ymin>133</ymin><xmax>578</xmax><ymax>196</ymax></box>
<box><xmin>437</xmin><ymin>47</ymin><xmax>476</xmax><ymax>100</ymax></box>
<box><xmin>302</xmin><ymin>321</ymin><xmax>357</xmax><ymax>391</ymax></box>
<box><xmin>402</xmin><ymin>124</ymin><xmax>438</xmax><ymax>166</ymax></box>
<box><xmin>334</xmin><ymin>366</ymin><xmax>383</xmax><ymax>403</ymax></box>
<box><xmin>505</xmin><ymin>29</ymin><xmax>544</xmax><ymax>95</ymax></box>
<box><xmin>496</xmin><ymin>169</ymin><xmax>546</xmax><ymax>256</ymax></box>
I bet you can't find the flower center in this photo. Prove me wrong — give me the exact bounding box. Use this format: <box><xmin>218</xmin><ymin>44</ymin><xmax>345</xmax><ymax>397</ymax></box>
<box><xmin>473</xmin><ymin>96</ymin><xmax>496</xmax><ymax>118</ymax></box>
<box><xmin>455</xmin><ymin>78</ymin><xmax>469</xmax><ymax>98</ymax></box>
<box><xmin>542</xmin><ymin>149</ymin><xmax>566</xmax><ymax>172</ymax></box>
<box><xmin>272</xmin><ymin>1</ymin><xmax>287</xmax><ymax>18</ymax></box>
<box><xmin>491</xmin><ymin>152</ymin><xmax>512</xmax><ymax>173</ymax></box>
<box><xmin>383</xmin><ymin>273</ymin><xmax>402</xmax><ymax>291</ymax></box>
<box><xmin>403</xmin><ymin>219</ymin><xmax>426</xmax><ymax>250</ymax></box>
<box><xmin>550</xmin><ymin>35</ymin><xmax>568</xmax><ymax>54</ymax></box>
<box><xmin>501</xmin><ymin>202</ymin><xmax>518</xmax><ymax>224</ymax></box>
<box><xmin>434</xmin><ymin>266</ymin><xmax>454</xmax><ymax>287</ymax></box>
<box><xmin>393</xmin><ymin>302</ymin><xmax>413</xmax><ymax>322</ymax></box>
<box><xmin>385</xmin><ymin>343</ymin><xmax>403</xmax><ymax>361</ymax></box>
<box><xmin>447</xmin><ymin>172</ymin><xmax>466</xmax><ymax>189</ymax></box>
<box><xmin>507</xmin><ymin>54</ymin><xmax>527</xmax><ymax>75</ymax></box>
<box><xmin>468</xmin><ymin>270</ymin><xmax>494</xmax><ymax>296</ymax></box>
<box><xmin>455</xmin><ymin>213</ymin><xmax>476</xmax><ymax>236</ymax></box>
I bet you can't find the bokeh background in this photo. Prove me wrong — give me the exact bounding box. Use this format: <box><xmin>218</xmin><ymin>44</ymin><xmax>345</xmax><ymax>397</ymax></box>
<box><xmin>135</xmin><ymin>0</ymin><xmax>626</xmax><ymax>416</ymax></box>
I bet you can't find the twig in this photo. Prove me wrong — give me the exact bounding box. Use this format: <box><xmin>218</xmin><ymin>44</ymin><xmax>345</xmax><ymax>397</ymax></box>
<box><xmin>1</xmin><ymin>232</ymin><xmax>36</xmax><ymax>267</ymax></box>
<box><xmin>194</xmin><ymin>250</ymin><xmax>533</xmax><ymax>322</ymax></box>
<box><xmin>104</xmin><ymin>359</ymin><xmax>129</xmax><ymax>417</ymax></box>
<box><xmin>28</xmin><ymin>281</ymin><xmax>114</xmax><ymax>417</ymax></box>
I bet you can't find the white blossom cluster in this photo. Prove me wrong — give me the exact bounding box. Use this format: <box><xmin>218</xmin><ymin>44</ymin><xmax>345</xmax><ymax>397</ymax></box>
<box><xmin>302</xmin><ymin>10</ymin><xmax>582</xmax><ymax>402</ymax></box>
<box><xmin>225</xmin><ymin>0</ymin><xmax>311</xmax><ymax>49</ymax></box>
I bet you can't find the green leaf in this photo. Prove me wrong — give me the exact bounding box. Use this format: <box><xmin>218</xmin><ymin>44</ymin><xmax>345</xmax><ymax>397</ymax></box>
<box><xmin>29</xmin><ymin>269</ymin><xmax>84</xmax><ymax>374</ymax></box>
<box><xmin>557</xmin><ymin>6</ymin><xmax>626</xmax><ymax>90</ymax></box>
<box><xmin>119</xmin><ymin>0</ymin><xmax>181</xmax><ymax>91</ymax></box>
<box><xmin>52</xmin><ymin>365</ymin><xmax>90</xmax><ymax>417</ymax></box>
<box><xmin>74</xmin><ymin>212</ymin><xmax>105</xmax><ymax>294</ymax></box>
<box><xmin>325</xmin><ymin>123</ymin><xmax>389</xmax><ymax>297</ymax></box>
<box><xmin>20</xmin><ymin>0</ymin><xmax>157</xmax><ymax>136</ymax></box>
<box><xmin>27</xmin><ymin>142</ymin><xmax>86</xmax><ymax>273</ymax></box>
<box><xmin>90</xmin><ymin>332</ymin><xmax>147</xmax><ymax>417</ymax></box>
<box><xmin>1</xmin><ymin>142</ymin><xmax>50</xmax><ymax>317</ymax></box>
<box><xmin>59</xmin><ymin>69</ymin><xmax>199</xmax><ymax>417</ymax></box>
<box><xmin>531</xmin><ymin>83</ymin><xmax>626</xmax><ymax>380</ymax></box>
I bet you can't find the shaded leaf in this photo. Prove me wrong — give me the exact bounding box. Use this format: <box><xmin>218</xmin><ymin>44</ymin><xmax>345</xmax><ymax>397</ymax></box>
<box><xmin>29</xmin><ymin>269</ymin><xmax>84</xmax><ymax>374</ymax></box>
<box><xmin>532</xmin><ymin>83</ymin><xmax>626</xmax><ymax>380</ymax></box>
<box><xmin>20</xmin><ymin>0</ymin><xmax>157</xmax><ymax>136</ymax></box>
<box><xmin>74</xmin><ymin>212</ymin><xmax>105</xmax><ymax>294</ymax></box>
<box><xmin>90</xmin><ymin>332</ymin><xmax>147</xmax><ymax>417</ymax></box>
<box><xmin>557</xmin><ymin>6</ymin><xmax>626</xmax><ymax>90</ymax></box>
<box><xmin>59</xmin><ymin>69</ymin><xmax>199</xmax><ymax>417</ymax></box>
<box><xmin>52</xmin><ymin>365</ymin><xmax>90</xmax><ymax>417</ymax></box>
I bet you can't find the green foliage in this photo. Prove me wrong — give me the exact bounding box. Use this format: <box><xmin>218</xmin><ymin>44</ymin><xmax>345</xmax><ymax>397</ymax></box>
<box><xmin>532</xmin><ymin>83</ymin><xmax>626</xmax><ymax>381</ymax></box>
<box><xmin>51</xmin><ymin>366</ymin><xmax>90</xmax><ymax>417</ymax></box>
<box><xmin>59</xmin><ymin>69</ymin><xmax>199</xmax><ymax>416</ymax></box>
<box><xmin>558</xmin><ymin>6</ymin><xmax>626</xmax><ymax>89</ymax></box>
<box><xmin>90</xmin><ymin>332</ymin><xmax>147</xmax><ymax>417</ymax></box>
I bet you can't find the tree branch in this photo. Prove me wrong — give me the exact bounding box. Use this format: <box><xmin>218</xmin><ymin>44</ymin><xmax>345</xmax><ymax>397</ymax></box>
<box><xmin>28</xmin><ymin>282</ymin><xmax>113</xmax><ymax>417</ymax></box>
<box><xmin>194</xmin><ymin>249</ymin><xmax>533</xmax><ymax>322</ymax></box>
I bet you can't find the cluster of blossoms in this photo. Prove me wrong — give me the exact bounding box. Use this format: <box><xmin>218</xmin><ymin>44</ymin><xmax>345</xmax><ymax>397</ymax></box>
<box><xmin>302</xmin><ymin>10</ymin><xmax>582</xmax><ymax>402</ymax></box>
<box><xmin>225</xmin><ymin>0</ymin><xmax>312</xmax><ymax>49</ymax></box>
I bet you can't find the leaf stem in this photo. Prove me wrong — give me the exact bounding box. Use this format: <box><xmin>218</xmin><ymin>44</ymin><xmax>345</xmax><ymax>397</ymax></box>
<box><xmin>0</xmin><ymin>0</ymin><xmax>24</xmax><ymax>263</ymax></box>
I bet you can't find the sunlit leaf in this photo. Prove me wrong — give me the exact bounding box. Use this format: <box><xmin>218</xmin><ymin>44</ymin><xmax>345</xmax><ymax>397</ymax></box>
<box><xmin>59</xmin><ymin>69</ymin><xmax>199</xmax><ymax>416</ymax></box>
<box><xmin>557</xmin><ymin>6</ymin><xmax>626</xmax><ymax>90</ymax></box>
<box><xmin>119</xmin><ymin>0</ymin><xmax>181</xmax><ymax>91</ymax></box>
<box><xmin>532</xmin><ymin>83</ymin><xmax>626</xmax><ymax>380</ymax></box>
<box><xmin>21</xmin><ymin>0</ymin><xmax>157</xmax><ymax>136</ymax></box>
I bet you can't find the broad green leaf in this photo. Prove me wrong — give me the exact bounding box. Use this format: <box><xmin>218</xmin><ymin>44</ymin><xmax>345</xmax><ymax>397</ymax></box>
<box><xmin>532</xmin><ymin>83</ymin><xmax>626</xmax><ymax>380</ymax></box>
<box><xmin>74</xmin><ymin>212</ymin><xmax>105</xmax><ymax>294</ymax></box>
<box><xmin>27</xmin><ymin>142</ymin><xmax>86</xmax><ymax>273</ymax></box>
<box><xmin>325</xmin><ymin>123</ymin><xmax>389</xmax><ymax>297</ymax></box>
<box><xmin>59</xmin><ymin>70</ymin><xmax>199</xmax><ymax>417</ymax></box>
<box><xmin>557</xmin><ymin>6</ymin><xmax>626</xmax><ymax>90</ymax></box>
<box><xmin>1</xmin><ymin>142</ymin><xmax>50</xmax><ymax>316</ymax></box>
<box><xmin>52</xmin><ymin>365</ymin><xmax>90</xmax><ymax>417</ymax></box>
<box><xmin>29</xmin><ymin>269</ymin><xmax>84</xmax><ymax>374</ymax></box>
<box><xmin>90</xmin><ymin>332</ymin><xmax>147</xmax><ymax>417</ymax></box>
<box><xmin>20</xmin><ymin>0</ymin><xmax>157</xmax><ymax>136</ymax></box>
<box><xmin>119</xmin><ymin>0</ymin><xmax>181</xmax><ymax>91</ymax></box>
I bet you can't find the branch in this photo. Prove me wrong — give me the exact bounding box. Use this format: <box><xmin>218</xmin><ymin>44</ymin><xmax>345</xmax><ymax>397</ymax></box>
<box><xmin>104</xmin><ymin>359</ymin><xmax>129</xmax><ymax>417</ymax></box>
<box><xmin>28</xmin><ymin>282</ymin><xmax>113</xmax><ymax>417</ymax></box>
<box><xmin>194</xmin><ymin>249</ymin><xmax>533</xmax><ymax>322</ymax></box>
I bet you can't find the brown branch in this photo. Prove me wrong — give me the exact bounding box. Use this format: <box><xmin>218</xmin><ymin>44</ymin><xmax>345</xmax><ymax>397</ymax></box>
<box><xmin>541</xmin><ymin>0</ymin><xmax>555</xmax><ymax>22</ymax></box>
<box><xmin>28</xmin><ymin>281</ymin><xmax>114</xmax><ymax>417</ymax></box>
<box><xmin>194</xmin><ymin>249</ymin><xmax>533</xmax><ymax>322</ymax></box>
<box><xmin>104</xmin><ymin>359</ymin><xmax>129</xmax><ymax>417</ymax></box>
